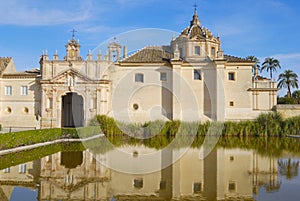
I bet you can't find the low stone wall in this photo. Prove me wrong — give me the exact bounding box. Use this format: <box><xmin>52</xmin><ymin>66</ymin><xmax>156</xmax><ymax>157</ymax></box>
<box><xmin>275</xmin><ymin>104</ymin><xmax>300</xmax><ymax>119</ymax></box>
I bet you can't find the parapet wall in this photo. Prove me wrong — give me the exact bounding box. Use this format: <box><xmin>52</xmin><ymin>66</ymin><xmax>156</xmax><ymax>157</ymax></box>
<box><xmin>275</xmin><ymin>104</ymin><xmax>300</xmax><ymax>119</ymax></box>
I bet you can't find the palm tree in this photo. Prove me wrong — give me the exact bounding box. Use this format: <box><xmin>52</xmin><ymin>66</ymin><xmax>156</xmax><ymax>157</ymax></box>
<box><xmin>278</xmin><ymin>158</ymin><xmax>299</xmax><ymax>180</ymax></box>
<box><xmin>261</xmin><ymin>57</ymin><xmax>281</xmax><ymax>80</ymax></box>
<box><xmin>246</xmin><ymin>55</ymin><xmax>260</xmax><ymax>72</ymax></box>
<box><xmin>277</xmin><ymin>70</ymin><xmax>299</xmax><ymax>98</ymax></box>
<box><xmin>292</xmin><ymin>90</ymin><xmax>300</xmax><ymax>104</ymax></box>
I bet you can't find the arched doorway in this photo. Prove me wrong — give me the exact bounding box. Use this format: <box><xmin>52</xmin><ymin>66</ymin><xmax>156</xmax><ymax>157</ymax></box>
<box><xmin>61</xmin><ymin>92</ymin><xmax>84</xmax><ymax>127</ymax></box>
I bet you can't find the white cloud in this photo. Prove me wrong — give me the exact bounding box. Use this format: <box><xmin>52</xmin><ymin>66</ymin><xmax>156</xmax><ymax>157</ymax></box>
<box><xmin>0</xmin><ymin>0</ymin><xmax>93</xmax><ymax>26</ymax></box>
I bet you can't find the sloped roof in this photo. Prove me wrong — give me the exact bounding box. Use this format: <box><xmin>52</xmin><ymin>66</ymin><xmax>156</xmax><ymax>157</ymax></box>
<box><xmin>121</xmin><ymin>47</ymin><xmax>172</xmax><ymax>63</ymax></box>
<box><xmin>2</xmin><ymin>68</ymin><xmax>40</xmax><ymax>78</ymax></box>
<box><xmin>225</xmin><ymin>55</ymin><xmax>253</xmax><ymax>63</ymax></box>
<box><xmin>0</xmin><ymin>57</ymin><xmax>12</xmax><ymax>74</ymax></box>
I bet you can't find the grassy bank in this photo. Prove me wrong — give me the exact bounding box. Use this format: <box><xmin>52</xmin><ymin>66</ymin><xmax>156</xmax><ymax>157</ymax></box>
<box><xmin>0</xmin><ymin>126</ymin><xmax>101</xmax><ymax>150</ymax></box>
<box><xmin>94</xmin><ymin>113</ymin><xmax>300</xmax><ymax>137</ymax></box>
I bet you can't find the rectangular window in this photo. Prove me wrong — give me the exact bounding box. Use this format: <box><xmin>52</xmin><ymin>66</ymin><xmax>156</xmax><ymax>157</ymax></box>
<box><xmin>19</xmin><ymin>164</ymin><xmax>26</xmax><ymax>173</ymax></box>
<box><xmin>133</xmin><ymin>178</ymin><xmax>143</xmax><ymax>189</ymax></box>
<box><xmin>194</xmin><ymin>182</ymin><xmax>202</xmax><ymax>194</ymax></box>
<box><xmin>160</xmin><ymin>181</ymin><xmax>167</xmax><ymax>190</ymax></box>
<box><xmin>228</xmin><ymin>182</ymin><xmax>236</xmax><ymax>191</ymax></box>
<box><xmin>21</xmin><ymin>86</ymin><xmax>28</xmax><ymax>96</ymax></box>
<box><xmin>228</xmin><ymin>72</ymin><xmax>235</xmax><ymax>81</ymax></box>
<box><xmin>195</xmin><ymin>46</ymin><xmax>200</xmax><ymax>55</ymax></box>
<box><xmin>160</xmin><ymin>72</ymin><xmax>167</xmax><ymax>81</ymax></box>
<box><xmin>211</xmin><ymin>47</ymin><xmax>216</xmax><ymax>57</ymax></box>
<box><xmin>47</xmin><ymin>98</ymin><xmax>53</xmax><ymax>109</ymax></box>
<box><xmin>5</xmin><ymin>86</ymin><xmax>12</xmax><ymax>95</ymax></box>
<box><xmin>229</xmin><ymin>101</ymin><xmax>234</xmax><ymax>107</ymax></box>
<box><xmin>194</xmin><ymin>69</ymin><xmax>201</xmax><ymax>80</ymax></box>
<box><xmin>3</xmin><ymin>168</ymin><xmax>10</xmax><ymax>173</ymax></box>
<box><xmin>135</xmin><ymin>73</ymin><xmax>144</xmax><ymax>83</ymax></box>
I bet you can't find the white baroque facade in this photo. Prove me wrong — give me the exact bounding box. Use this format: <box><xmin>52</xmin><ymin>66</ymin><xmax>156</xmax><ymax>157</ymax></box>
<box><xmin>0</xmin><ymin>10</ymin><xmax>277</xmax><ymax>129</ymax></box>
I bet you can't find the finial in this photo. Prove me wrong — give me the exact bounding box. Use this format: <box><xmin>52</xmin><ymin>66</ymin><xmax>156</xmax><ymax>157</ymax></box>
<box><xmin>55</xmin><ymin>50</ymin><xmax>58</xmax><ymax>55</ymax></box>
<box><xmin>71</xmin><ymin>29</ymin><xmax>77</xmax><ymax>39</ymax></box>
<box><xmin>194</xmin><ymin>1</ymin><xmax>198</xmax><ymax>14</ymax></box>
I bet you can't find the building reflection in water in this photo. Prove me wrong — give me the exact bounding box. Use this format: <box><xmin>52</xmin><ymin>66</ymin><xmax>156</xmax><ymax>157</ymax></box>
<box><xmin>0</xmin><ymin>146</ymin><xmax>281</xmax><ymax>201</ymax></box>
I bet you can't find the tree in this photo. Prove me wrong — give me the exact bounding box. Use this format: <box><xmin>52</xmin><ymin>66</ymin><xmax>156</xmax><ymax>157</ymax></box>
<box><xmin>277</xmin><ymin>70</ymin><xmax>299</xmax><ymax>98</ymax></box>
<box><xmin>261</xmin><ymin>57</ymin><xmax>281</xmax><ymax>80</ymax></box>
<box><xmin>292</xmin><ymin>90</ymin><xmax>300</xmax><ymax>104</ymax></box>
<box><xmin>278</xmin><ymin>158</ymin><xmax>299</xmax><ymax>180</ymax></box>
<box><xmin>246</xmin><ymin>55</ymin><xmax>260</xmax><ymax>74</ymax></box>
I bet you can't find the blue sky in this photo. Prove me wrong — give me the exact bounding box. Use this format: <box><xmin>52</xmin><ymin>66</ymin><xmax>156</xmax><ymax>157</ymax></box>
<box><xmin>0</xmin><ymin>0</ymin><xmax>299</xmax><ymax>95</ymax></box>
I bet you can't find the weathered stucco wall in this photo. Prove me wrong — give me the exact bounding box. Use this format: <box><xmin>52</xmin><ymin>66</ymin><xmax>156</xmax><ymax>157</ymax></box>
<box><xmin>275</xmin><ymin>105</ymin><xmax>300</xmax><ymax>119</ymax></box>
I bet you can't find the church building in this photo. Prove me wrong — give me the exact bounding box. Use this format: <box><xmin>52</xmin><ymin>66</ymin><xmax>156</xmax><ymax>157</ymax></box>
<box><xmin>0</xmin><ymin>9</ymin><xmax>277</xmax><ymax>130</ymax></box>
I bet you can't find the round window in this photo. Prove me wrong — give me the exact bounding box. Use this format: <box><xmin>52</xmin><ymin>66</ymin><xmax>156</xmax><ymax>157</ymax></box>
<box><xmin>23</xmin><ymin>107</ymin><xmax>29</xmax><ymax>114</ymax></box>
<box><xmin>133</xmin><ymin>150</ymin><xmax>138</xmax><ymax>157</ymax></box>
<box><xmin>6</xmin><ymin>107</ymin><xmax>11</xmax><ymax>114</ymax></box>
<box><xmin>133</xmin><ymin>103</ymin><xmax>139</xmax><ymax>110</ymax></box>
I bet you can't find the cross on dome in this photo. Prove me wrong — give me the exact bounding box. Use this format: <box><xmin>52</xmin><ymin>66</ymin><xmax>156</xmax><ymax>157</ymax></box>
<box><xmin>71</xmin><ymin>29</ymin><xmax>77</xmax><ymax>40</ymax></box>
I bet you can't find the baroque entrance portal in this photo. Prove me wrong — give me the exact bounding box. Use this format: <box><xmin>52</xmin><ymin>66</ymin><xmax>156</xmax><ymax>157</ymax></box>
<box><xmin>61</xmin><ymin>92</ymin><xmax>84</xmax><ymax>127</ymax></box>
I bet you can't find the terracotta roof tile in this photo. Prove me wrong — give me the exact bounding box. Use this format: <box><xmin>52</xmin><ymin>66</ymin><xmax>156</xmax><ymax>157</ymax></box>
<box><xmin>225</xmin><ymin>55</ymin><xmax>252</xmax><ymax>63</ymax></box>
<box><xmin>121</xmin><ymin>47</ymin><xmax>172</xmax><ymax>63</ymax></box>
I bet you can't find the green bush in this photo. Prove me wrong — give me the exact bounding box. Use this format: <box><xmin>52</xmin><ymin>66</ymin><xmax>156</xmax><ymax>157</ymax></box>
<box><xmin>278</xmin><ymin>97</ymin><xmax>297</xmax><ymax>104</ymax></box>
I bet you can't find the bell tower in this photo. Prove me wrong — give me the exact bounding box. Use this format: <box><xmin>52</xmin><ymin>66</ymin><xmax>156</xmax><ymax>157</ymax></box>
<box><xmin>108</xmin><ymin>37</ymin><xmax>121</xmax><ymax>62</ymax></box>
<box><xmin>65</xmin><ymin>29</ymin><xmax>82</xmax><ymax>61</ymax></box>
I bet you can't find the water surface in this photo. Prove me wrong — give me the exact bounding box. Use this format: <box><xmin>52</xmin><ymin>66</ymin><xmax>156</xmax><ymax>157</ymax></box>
<box><xmin>1</xmin><ymin>137</ymin><xmax>300</xmax><ymax>201</ymax></box>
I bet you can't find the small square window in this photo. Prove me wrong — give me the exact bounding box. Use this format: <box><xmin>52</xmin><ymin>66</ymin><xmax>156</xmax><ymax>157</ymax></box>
<box><xmin>160</xmin><ymin>72</ymin><xmax>167</xmax><ymax>81</ymax></box>
<box><xmin>21</xmin><ymin>86</ymin><xmax>28</xmax><ymax>96</ymax></box>
<box><xmin>194</xmin><ymin>69</ymin><xmax>201</xmax><ymax>80</ymax></box>
<box><xmin>135</xmin><ymin>73</ymin><xmax>144</xmax><ymax>83</ymax></box>
<box><xmin>194</xmin><ymin>182</ymin><xmax>202</xmax><ymax>194</ymax></box>
<box><xmin>5</xmin><ymin>86</ymin><xmax>12</xmax><ymax>95</ymax></box>
<box><xmin>134</xmin><ymin>178</ymin><xmax>143</xmax><ymax>189</ymax></box>
<box><xmin>230</xmin><ymin>101</ymin><xmax>234</xmax><ymax>107</ymax></box>
<box><xmin>195</xmin><ymin>46</ymin><xmax>200</xmax><ymax>55</ymax></box>
<box><xmin>230</xmin><ymin>156</ymin><xmax>234</xmax><ymax>161</ymax></box>
<box><xmin>228</xmin><ymin>72</ymin><xmax>235</xmax><ymax>81</ymax></box>
<box><xmin>228</xmin><ymin>182</ymin><xmax>236</xmax><ymax>191</ymax></box>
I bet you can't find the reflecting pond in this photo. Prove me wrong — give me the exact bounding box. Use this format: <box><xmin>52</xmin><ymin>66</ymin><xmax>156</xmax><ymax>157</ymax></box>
<box><xmin>1</xmin><ymin>137</ymin><xmax>300</xmax><ymax>201</ymax></box>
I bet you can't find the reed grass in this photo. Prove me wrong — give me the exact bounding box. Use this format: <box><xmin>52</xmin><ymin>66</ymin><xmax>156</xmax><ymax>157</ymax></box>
<box><xmin>94</xmin><ymin>112</ymin><xmax>300</xmax><ymax>138</ymax></box>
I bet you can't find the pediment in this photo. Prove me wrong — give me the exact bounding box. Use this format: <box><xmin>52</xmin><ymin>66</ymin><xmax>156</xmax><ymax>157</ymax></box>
<box><xmin>50</xmin><ymin>68</ymin><xmax>94</xmax><ymax>84</ymax></box>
